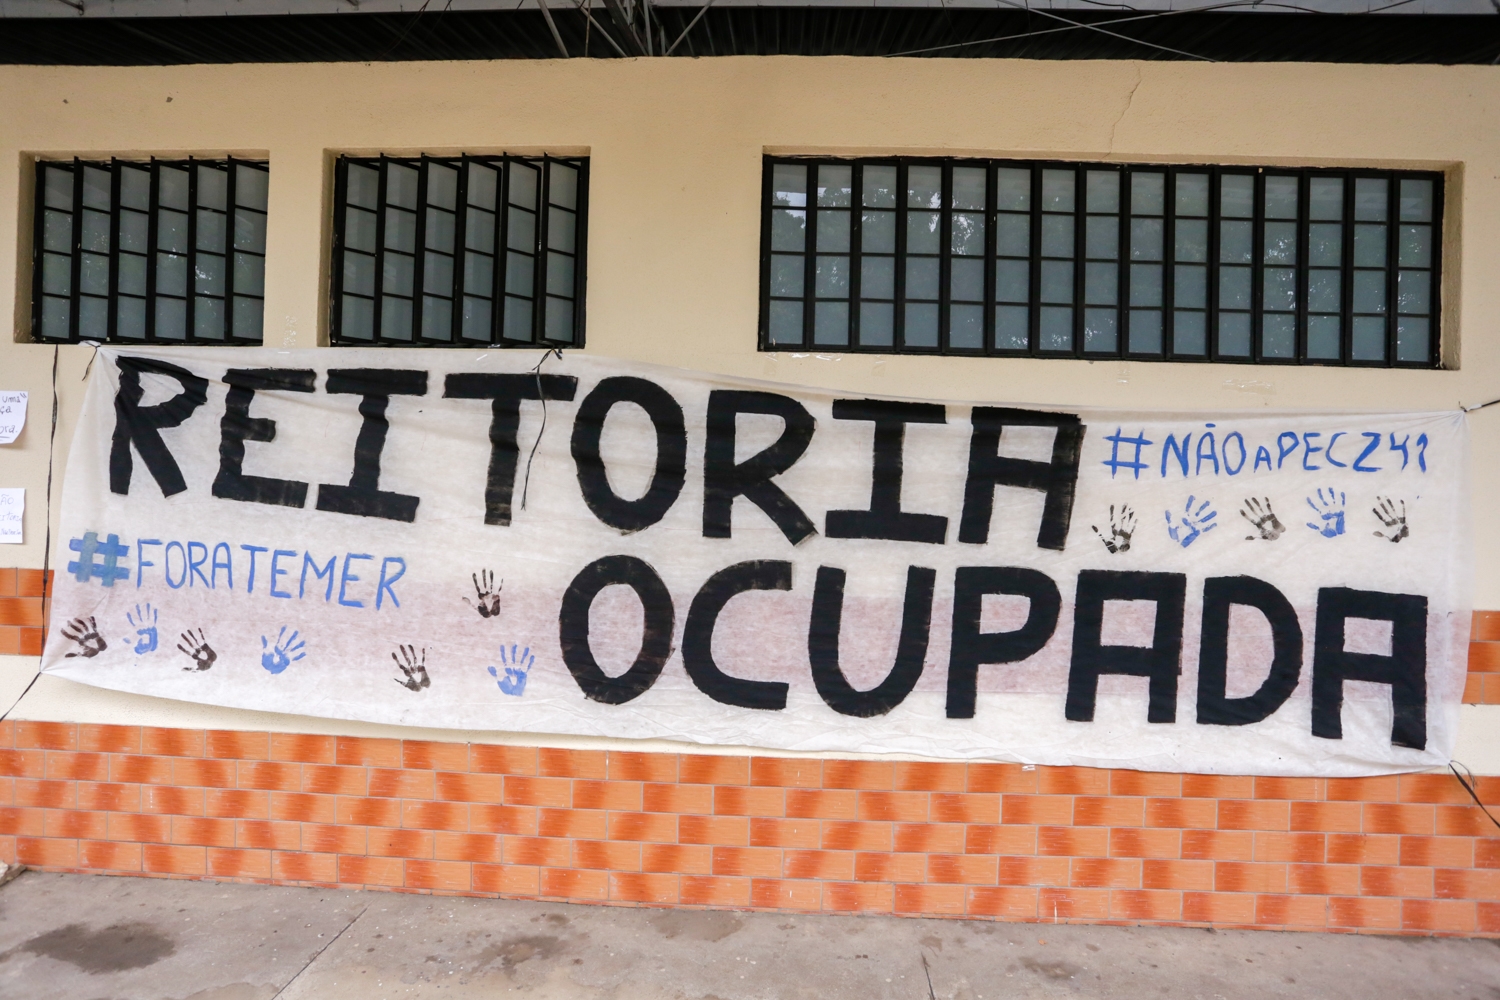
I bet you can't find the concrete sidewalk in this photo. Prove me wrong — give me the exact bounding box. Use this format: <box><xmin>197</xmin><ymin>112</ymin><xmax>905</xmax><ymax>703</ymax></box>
<box><xmin>1</xmin><ymin>871</ymin><xmax>1498</xmax><ymax>999</ymax></box>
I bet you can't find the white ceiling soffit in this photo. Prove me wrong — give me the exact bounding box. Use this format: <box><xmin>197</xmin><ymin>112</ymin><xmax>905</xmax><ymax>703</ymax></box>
<box><xmin>2</xmin><ymin>0</ymin><xmax>1494</xmax><ymax>17</ymax></box>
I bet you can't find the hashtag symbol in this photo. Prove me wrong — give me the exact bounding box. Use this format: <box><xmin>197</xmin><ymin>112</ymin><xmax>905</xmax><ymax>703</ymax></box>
<box><xmin>1102</xmin><ymin>427</ymin><xmax>1154</xmax><ymax>480</ymax></box>
<box><xmin>67</xmin><ymin>532</ymin><xmax>130</xmax><ymax>588</ymax></box>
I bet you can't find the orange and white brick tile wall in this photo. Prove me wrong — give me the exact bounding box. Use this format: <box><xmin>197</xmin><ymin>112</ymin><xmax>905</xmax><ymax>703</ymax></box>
<box><xmin>2</xmin><ymin>568</ymin><xmax>1500</xmax><ymax>934</ymax></box>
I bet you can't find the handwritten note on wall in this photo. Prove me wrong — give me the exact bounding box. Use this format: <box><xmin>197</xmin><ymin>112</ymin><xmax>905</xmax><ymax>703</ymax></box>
<box><xmin>0</xmin><ymin>392</ymin><xmax>27</xmax><ymax>445</ymax></box>
<box><xmin>0</xmin><ymin>489</ymin><xmax>22</xmax><ymax>544</ymax></box>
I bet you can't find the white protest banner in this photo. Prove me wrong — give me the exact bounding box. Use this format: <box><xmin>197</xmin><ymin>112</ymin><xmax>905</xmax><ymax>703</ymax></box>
<box><xmin>42</xmin><ymin>348</ymin><xmax>1469</xmax><ymax>775</ymax></box>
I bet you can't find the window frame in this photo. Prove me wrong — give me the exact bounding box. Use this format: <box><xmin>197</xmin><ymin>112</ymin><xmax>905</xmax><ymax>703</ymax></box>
<box><xmin>328</xmin><ymin>153</ymin><xmax>589</xmax><ymax>348</ymax></box>
<box><xmin>758</xmin><ymin>156</ymin><xmax>1444</xmax><ymax>368</ymax></box>
<box><xmin>29</xmin><ymin>155</ymin><xmax>270</xmax><ymax>345</ymax></box>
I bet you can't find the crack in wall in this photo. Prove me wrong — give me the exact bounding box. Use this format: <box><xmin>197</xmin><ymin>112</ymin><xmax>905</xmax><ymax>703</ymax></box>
<box><xmin>1108</xmin><ymin>66</ymin><xmax>1144</xmax><ymax>155</ymax></box>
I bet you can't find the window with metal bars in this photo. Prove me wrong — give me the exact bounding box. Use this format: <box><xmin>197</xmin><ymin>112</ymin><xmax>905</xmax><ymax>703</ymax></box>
<box><xmin>331</xmin><ymin>155</ymin><xmax>587</xmax><ymax>347</ymax></box>
<box><xmin>760</xmin><ymin>157</ymin><xmax>1443</xmax><ymax>367</ymax></box>
<box><xmin>32</xmin><ymin>157</ymin><xmax>270</xmax><ymax>344</ymax></box>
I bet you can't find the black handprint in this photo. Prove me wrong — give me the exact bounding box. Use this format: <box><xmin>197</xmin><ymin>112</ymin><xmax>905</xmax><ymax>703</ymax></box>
<box><xmin>1091</xmin><ymin>505</ymin><xmax>1135</xmax><ymax>554</ymax></box>
<box><xmin>61</xmin><ymin>617</ymin><xmax>106</xmax><ymax>658</ymax></box>
<box><xmin>1373</xmin><ymin>496</ymin><xmax>1410</xmax><ymax>543</ymax></box>
<box><xmin>392</xmin><ymin>644</ymin><xmax>431</xmax><ymax>692</ymax></box>
<box><xmin>1240</xmin><ymin>497</ymin><xmax>1286</xmax><ymax>541</ymax></box>
<box><xmin>176</xmin><ymin>628</ymin><xmax>217</xmax><ymax>672</ymax></box>
<box><xmin>463</xmin><ymin>570</ymin><xmax>503</xmax><ymax>619</ymax></box>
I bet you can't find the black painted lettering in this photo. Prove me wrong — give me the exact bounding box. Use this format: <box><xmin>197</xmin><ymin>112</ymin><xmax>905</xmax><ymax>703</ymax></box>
<box><xmin>946</xmin><ymin>566</ymin><xmax>1061</xmax><ymax>719</ymax></box>
<box><xmin>1311</xmin><ymin>587</ymin><xmax>1428</xmax><ymax>750</ymax></box>
<box><xmin>702</xmin><ymin>390</ymin><xmax>817</xmax><ymax>544</ymax></box>
<box><xmin>1066</xmin><ymin>569</ymin><xmax>1187</xmax><ymax>723</ymax></box>
<box><xmin>212</xmin><ymin>368</ymin><xmax>316</xmax><ymax>508</ymax></box>
<box><xmin>109</xmin><ymin>356</ymin><xmax>210</xmax><ymax>497</ymax></box>
<box><xmin>443</xmin><ymin>372</ymin><xmax>579</xmax><ymax>525</ymax></box>
<box><xmin>824</xmin><ymin>399</ymin><xmax>947</xmax><ymax>544</ymax></box>
<box><xmin>572</xmin><ymin>377</ymin><xmax>687</xmax><ymax>533</ymax></box>
<box><xmin>957</xmin><ymin>407</ymin><xmax>1085</xmax><ymax>551</ymax></box>
<box><xmin>315</xmin><ymin>369</ymin><xmax>428</xmax><ymax>522</ymax></box>
<box><xmin>809</xmin><ymin>565</ymin><xmax>935</xmax><ymax>718</ymax></box>
<box><xmin>1195</xmin><ymin>576</ymin><xmax>1303</xmax><ymax>726</ymax></box>
<box><xmin>558</xmin><ymin>555</ymin><xmax>675</xmax><ymax>705</ymax></box>
<box><xmin>683</xmin><ymin>560</ymin><xmax>791</xmax><ymax>710</ymax></box>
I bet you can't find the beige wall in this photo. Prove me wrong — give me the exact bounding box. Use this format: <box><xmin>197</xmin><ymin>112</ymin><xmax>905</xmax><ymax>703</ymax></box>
<box><xmin>1</xmin><ymin>56</ymin><xmax>1498</xmax><ymax>764</ymax></box>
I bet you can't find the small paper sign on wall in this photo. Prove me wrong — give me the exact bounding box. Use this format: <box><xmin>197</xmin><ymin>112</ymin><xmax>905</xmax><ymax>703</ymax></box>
<box><xmin>0</xmin><ymin>392</ymin><xmax>28</xmax><ymax>445</ymax></box>
<box><xmin>0</xmin><ymin>489</ymin><xmax>22</xmax><ymax>544</ymax></box>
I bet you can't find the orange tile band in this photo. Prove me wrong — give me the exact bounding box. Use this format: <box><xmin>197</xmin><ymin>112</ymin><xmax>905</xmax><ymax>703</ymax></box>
<box><xmin>3</xmin><ymin>570</ymin><xmax>1500</xmax><ymax>933</ymax></box>
<box><xmin>0</xmin><ymin>719</ymin><xmax>1496</xmax><ymax>935</ymax></box>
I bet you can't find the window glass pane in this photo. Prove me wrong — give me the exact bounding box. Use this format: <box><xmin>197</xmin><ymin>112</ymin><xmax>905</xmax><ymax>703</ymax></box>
<box><xmin>1084</xmin><ymin>309</ymin><xmax>1117</xmax><ymax>353</ymax></box>
<box><xmin>157</xmin><ymin>253</ymin><xmax>187</xmax><ymax>296</ymax></box>
<box><xmin>1174</xmin><ymin>265</ymin><xmax>1206</xmax><ymax>309</ymax></box>
<box><xmin>952</xmin><ymin>167</ymin><xmax>986</xmax><ymax>212</ymax></box>
<box><xmin>462</xmin><ymin>296</ymin><xmax>492</xmax><ymax>341</ymax></box>
<box><xmin>546</xmin><ymin>252</ymin><xmax>575</xmax><ymax>298</ymax></box>
<box><xmin>422</xmin><ymin>296</ymin><xmax>453</xmax><ymax>340</ymax></box>
<box><xmin>507</xmin><ymin>207</ymin><xmax>536</xmax><ymax>252</ymax></box>
<box><xmin>1263</xmin><ymin>221</ymin><xmax>1296</xmax><ymax>265</ymax></box>
<box><xmin>548</xmin><ymin>208</ymin><xmax>576</xmax><ymax>254</ymax></box>
<box><xmin>159</xmin><ymin>167</ymin><xmax>189</xmax><ymax>211</ymax></box>
<box><xmin>546</xmin><ymin>298</ymin><xmax>575</xmax><ymax>343</ymax></box>
<box><xmin>1041</xmin><ymin>170</ymin><xmax>1074</xmax><ymax>212</ymax></box>
<box><xmin>906</xmin><ymin>212</ymin><xmax>939</xmax><ymax>256</ymax></box>
<box><xmin>43</xmin><ymin>210</ymin><xmax>71</xmax><ymax>253</ymax></box>
<box><xmin>341</xmin><ymin>295</ymin><xmax>374</xmax><ymax>340</ymax></box>
<box><xmin>425</xmin><ymin>251</ymin><xmax>455</xmax><ymax>296</ymax></box>
<box><xmin>907</xmin><ymin>166</ymin><xmax>941</xmax><ymax>209</ymax></box>
<box><xmin>1220</xmin><ymin>220</ymin><xmax>1252</xmax><ymax>264</ymax></box>
<box><xmin>236</xmin><ymin>165</ymin><xmax>269</xmax><ymax>210</ymax></box>
<box><xmin>463</xmin><ymin>251</ymin><xmax>494</xmax><ymax>298</ymax></box>
<box><xmin>1217</xmin><ymin>313</ymin><xmax>1250</xmax><ymax>357</ymax></box>
<box><xmin>996</xmin><ymin>168</ymin><xmax>1030</xmax><ymax>211</ymax></box>
<box><xmin>1040</xmin><ymin>215</ymin><xmax>1073</xmax><ymax>258</ymax></box>
<box><xmin>41</xmin><ymin>296</ymin><xmax>70</xmax><ymax>339</ymax></box>
<box><xmin>509</xmin><ymin>164</ymin><xmax>539</xmax><ymax>209</ymax></box>
<box><xmin>233</xmin><ymin>296</ymin><xmax>263</xmax><ymax>340</ymax></box>
<box><xmin>1309</xmin><ymin>223</ymin><xmax>1341</xmax><ymax>266</ymax></box>
<box><xmin>863</xmin><ymin>166</ymin><xmax>896</xmax><ymax>209</ymax></box>
<box><xmin>195</xmin><ymin>297</ymin><xmax>225</xmax><ymax>339</ymax></box>
<box><xmin>155</xmin><ymin>297</ymin><xmax>187</xmax><ymax>340</ymax></box>
<box><xmin>817</xmin><ymin>165</ymin><xmax>852</xmax><ymax>208</ymax></box>
<box><xmin>769</xmin><ymin>299</ymin><xmax>802</xmax><ymax>344</ymax></box>
<box><xmin>120</xmin><ymin>210</ymin><xmax>148</xmax><ymax>254</ymax></box>
<box><xmin>44</xmin><ymin>166</ymin><xmax>73</xmax><ymax>210</ymax></box>
<box><xmin>1129</xmin><ymin>310</ymin><xmax>1162</xmax><ymax>355</ymax></box>
<box><xmin>1174</xmin><ymin>219</ymin><xmax>1207</xmax><ymax>262</ymax></box>
<box><xmin>1355</xmin><ymin>178</ymin><xmax>1388</xmax><ymax>221</ymax></box>
<box><xmin>772</xmin><ymin>209</ymin><xmax>807</xmax><ymax>252</ymax></box>
<box><xmin>118</xmin><ymin>298</ymin><xmax>146</xmax><ymax>339</ymax></box>
<box><xmin>467</xmin><ymin>163</ymin><xmax>498</xmax><ymax>211</ymax></box>
<box><xmin>1086</xmin><ymin>217</ymin><xmax>1118</xmax><ymax>260</ymax></box>
<box><xmin>1175</xmin><ymin>173</ymin><xmax>1208</xmax><ymax>217</ymax></box>
<box><xmin>79</xmin><ymin>253</ymin><xmax>108</xmax><ymax>296</ymax></box>
<box><xmin>814</xmin><ymin>301</ymin><xmax>849</xmax><ymax>345</ymax></box>
<box><xmin>1397</xmin><ymin>317</ymin><xmax>1429</xmax><ymax>363</ymax></box>
<box><xmin>996</xmin><ymin>260</ymin><xmax>1028</xmax><ymax>303</ymax></box>
<box><xmin>860</xmin><ymin>303</ymin><xmax>893</xmax><ymax>347</ymax></box>
<box><xmin>425</xmin><ymin>207</ymin><xmax>455</xmax><ymax>252</ymax></box>
<box><xmin>1399</xmin><ymin>225</ymin><xmax>1431</xmax><ymax>268</ymax></box>
<box><xmin>158</xmin><ymin>209</ymin><xmax>188</xmax><ymax>254</ymax></box>
<box><xmin>1221</xmin><ymin>175</ymin><xmax>1254</xmax><ymax>218</ymax></box>
<box><xmin>995</xmin><ymin>305</ymin><xmax>1027</xmax><ymax>351</ymax></box>
<box><xmin>1353</xmin><ymin>224</ymin><xmax>1387</xmax><ymax>267</ymax></box>
<box><xmin>1086</xmin><ymin>171</ymin><xmax>1118</xmax><ymax>213</ymax></box>
<box><xmin>862</xmin><ymin>210</ymin><xmax>895</xmax><ymax>253</ymax></box>
<box><xmin>1084</xmin><ymin>262</ymin><xmax>1117</xmax><ymax>305</ymax></box>
<box><xmin>549</xmin><ymin>162</ymin><xmax>579</xmax><ymax>210</ymax></box>
<box><xmin>344</xmin><ymin>207</ymin><xmax>376</xmax><ymax>254</ymax></box>
<box><xmin>772</xmin><ymin>164</ymin><xmax>807</xmax><ymax>208</ymax></box>
<box><xmin>197</xmin><ymin>165</ymin><xmax>227</xmax><ymax>211</ymax></box>
<box><xmin>1040</xmin><ymin>307</ymin><xmax>1072</xmax><ymax>351</ymax></box>
<box><xmin>1262</xmin><ymin>314</ymin><xmax>1295</xmax><ymax>358</ymax></box>
<box><xmin>1130</xmin><ymin>264</ymin><xmax>1162</xmax><ymax>307</ymax></box>
<box><xmin>815</xmin><ymin>256</ymin><xmax>849</xmax><ymax>298</ymax></box>
<box><xmin>1040</xmin><ymin>261</ymin><xmax>1073</xmax><ymax>304</ymax></box>
<box><xmin>119</xmin><ymin>253</ymin><xmax>147</xmax><ymax>295</ymax></box>
<box><xmin>82</xmin><ymin>166</ymin><xmax>110</xmax><ymax>210</ymax></box>
<box><xmin>861</xmin><ymin>257</ymin><xmax>894</xmax><ymax>299</ymax></box>
<box><xmin>1131</xmin><ymin>173</ymin><xmax>1164</xmax><ymax>216</ymax></box>
<box><xmin>1264</xmin><ymin>176</ymin><xmax>1297</xmax><ymax>219</ymax></box>
<box><xmin>996</xmin><ymin>214</ymin><xmax>1029</xmax><ymax>257</ymax></box>
<box><xmin>1307</xmin><ymin>315</ymin><xmax>1340</xmax><ymax>359</ymax></box>
<box><xmin>950</xmin><ymin>305</ymin><xmax>983</xmax><ymax>350</ymax></box>
<box><xmin>1308</xmin><ymin>270</ymin><xmax>1340</xmax><ymax>313</ymax></box>
<box><xmin>427</xmin><ymin>162</ymin><xmax>457</xmax><ymax>211</ymax></box>
<box><xmin>1130</xmin><ymin>218</ymin><xmax>1162</xmax><ymax>261</ymax></box>
<box><xmin>1398</xmin><ymin>270</ymin><xmax>1430</xmax><ymax>315</ymax></box>
<box><xmin>386</xmin><ymin>163</ymin><xmax>418</xmax><ymax>210</ymax></box>
<box><xmin>381</xmin><ymin>296</ymin><xmax>413</xmax><ymax>340</ymax></box>
<box><xmin>79</xmin><ymin>296</ymin><xmax>108</xmax><ymax>339</ymax></box>
<box><xmin>466</xmin><ymin>208</ymin><xmax>496</xmax><ymax>252</ymax></box>
<box><xmin>1174</xmin><ymin>312</ymin><xmax>1206</xmax><ymax>356</ymax></box>
<box><xmin>1353</xmin><ymin>271</ymin><xmax>1386</xmax><ymax>313</ymax></box>
<box><xmin>1309</xmin><ymin>177</ymin><xmax>1343</xmax><ymax>221</ymax></box>
<box><xmin>81</xmin><ymin>209</ymin><xmax>110</xmax><ymax>254</ymax></box>
<box><xmin>234</xmin><ymin>253</ymin><xmax>265</xmax><ymax>297</ymax></box>
<box><xmin>771</xmin><ymin>254</ymin><xmax>804</xmax><ymax>297</ymax></box>
<box><xmin>505</xmin><ymin>252</ymin><xmax>533</xmax><ymax>296</ymax></box>
<box><xmin>347</xmin><ymin>164</ymin><xmax>378</xmax><ymax>210</ymax></box>
<box><xmin>817</xmin><ymin>211</ymin><xmax>850</xmax><ymax>253</ymax></box>
<box><xmin>196</xmin><ymin>254</ymin><xmax>225</xmax><ymax>296</ymax></box>
<box><xmin>234</xmin><ymin>208</ymin><xmax>267</xmax><ymax>254</ymax></box>
<box><xmin>950</xmin><ymin>258</ymin><xmax>983</xmax><ymax>302</ymax></box>
<box><xmin>951</xmin><ymin>212</ymin><xmax>984</xmax><ymax>256</ymax></box>
<box><xmin>1352</xmin><ymin>316</ymin><xmax>1386</xmax><ymax>360</ymax></box>
<box><xmin>384</xmin><ymin>208</ymin><xmax>416</xmax><ymax>253</ymax></box>
<box><xmin>904</xmin><ymin>303</ymin><xmax>938</xmax><ymax>347</ymax></box>
<box><xmin>196</xmin><ymin>209</ymin><xmax>225</xmax><ymax>253</ymax></box>
<box><xmin>906</xmin><ymin>257</ymin><xmax>939</xmax><ymax>300</ymax></box>
<box><xmin>503</xmin><ymin>296</ymin><xmax>534</xmax><ymax>341</ymax></box>
<box><xmin>1400</xmin><ymin>179</ymin><xmax>1433</xmax><ymax>222</ymax></box>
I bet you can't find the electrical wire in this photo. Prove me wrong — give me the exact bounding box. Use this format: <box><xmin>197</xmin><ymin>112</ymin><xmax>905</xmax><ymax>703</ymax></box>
<box><xmin>1449</xmin><ymin>760</ymin><xmax>1500</xmax><ymax>834</ymax></box>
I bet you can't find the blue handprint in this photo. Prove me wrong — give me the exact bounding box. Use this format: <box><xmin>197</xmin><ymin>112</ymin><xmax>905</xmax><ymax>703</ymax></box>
<box><xmin>260</xmin><ymin>627</ymin><xmax>306</xmax><ymax>675</ymax></box>
<box><xmin>488</xmin><ymin>643</ymin><xmax>535</xmax><ymax>697</ymax></box>
<box><xmin>1164</xmin><ymin>496</ymin><xmax>1218</xmax><ymax>549</ymax></box>
<box><xmin>1305</xmin><ymin>488</ymin><xmax>1347</xmax><ymax>538</ymax></box>
<box><xmin>125</xmin><ymin>603</ymin><xmax>159</xmax><ymax>655</ymax></box>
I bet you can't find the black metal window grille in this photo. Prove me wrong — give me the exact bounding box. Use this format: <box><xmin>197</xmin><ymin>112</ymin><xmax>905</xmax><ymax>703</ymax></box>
<box><xmin>32</xmin><ymin>157</ymin><xmax>269</xmax><ymax>344</ymax></box>
<box><xmin>331</xmin><ymin>155</ymin><xmax>587</xmax><ymax>347</ymax></box>
<box><xmin>760</xmin><ymin>157</ymin><xmax>1443</xmax><ymax>367</ymax></box>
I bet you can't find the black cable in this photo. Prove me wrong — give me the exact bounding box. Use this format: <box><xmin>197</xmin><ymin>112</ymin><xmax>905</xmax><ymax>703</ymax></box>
<box><xmin>1449</xmin><ymin>760</ymin><xmax>1500</xmax><ymax>834</ymax></box>
<box><xmin>520</xmin><ymin>348</ymin><xmax>564</xmax><ymax>511</ymax></box>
